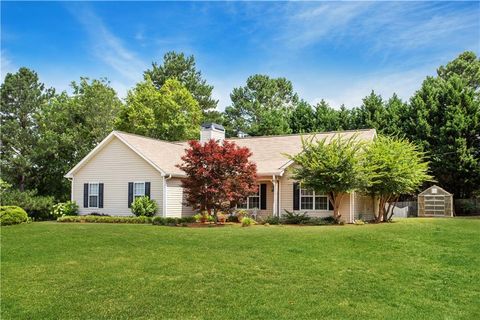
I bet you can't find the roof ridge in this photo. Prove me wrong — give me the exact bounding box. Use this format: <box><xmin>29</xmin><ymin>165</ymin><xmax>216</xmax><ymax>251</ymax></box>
<box><xmin>226</xmin><ymin>128</ymin><xmax>376</xmax><ymax>141</ymax></box>
<box><xmin>113</xmin><ymin>130</ymin><xmax>187</xmax><ymax>148</ymax></box>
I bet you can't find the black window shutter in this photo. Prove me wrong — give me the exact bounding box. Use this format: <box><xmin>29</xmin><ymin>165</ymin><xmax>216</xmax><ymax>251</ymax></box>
<box><xmin>84</xmin><ymin>183</ymin><xmax>89</xmax><ymax>208</ymax></box>
<box><xmin>99</xmin><ymin>183</ymin><xmax>104</xmax><ymax>208</ymax></box>
<box><xmin>128</xmin><ymin>182</ymin><xmax>134</xmax><ymax>208</ymax></box>
<box><xmin>260</xmin><ymin>184</ymin><xmax>267</xmax><ymax>210</ymax></box>
<box><xmin>293</xmin><ymin>182</ymin><xmax>300</xmax><ymax>210</ymax></box>
<box><xmin>145</xmin><ymin>182</ymin><xmax>151</xmax><ymax>198</ymax></box>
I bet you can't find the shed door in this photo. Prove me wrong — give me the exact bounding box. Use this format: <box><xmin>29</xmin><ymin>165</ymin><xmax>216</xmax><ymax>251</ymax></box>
<box><xmin>424</xmin><ymin>195</ymin><xmax>445</xmax><ymax>216</ymax></box>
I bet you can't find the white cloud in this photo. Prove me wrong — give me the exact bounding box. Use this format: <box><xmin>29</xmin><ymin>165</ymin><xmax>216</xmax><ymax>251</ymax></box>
<box><xmin>1</xmin><ymin>50</ymin><xmax>17</xmax><ymax>79</ymax></box>
<box><xmin>69</xmin><ymin>4</ymin><xmax>146</xmax><ymax>89</ymax></box>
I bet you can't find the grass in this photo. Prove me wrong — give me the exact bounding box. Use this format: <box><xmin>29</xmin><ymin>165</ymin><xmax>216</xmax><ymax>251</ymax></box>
<box><xmin>1</xmin><ymin>219</ymin><xmax>479</xmax><ymax>319</ymax></box>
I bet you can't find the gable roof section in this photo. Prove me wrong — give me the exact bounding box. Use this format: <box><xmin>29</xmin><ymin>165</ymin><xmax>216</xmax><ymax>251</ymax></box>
<box><xmin>64</xmin><ymin>131</ymin><xmax>185</xmax><ymax>178</ymax></box>
<box><xmin>418</xmin><ymin>185</ymin><xmax>452</xmax><ymax>196</ymax></box>
<box><xmin>65</xmin><ymin>129</ymin><xmax>376</xmax><ymax>178</ymax></box>
<box><xmin>227</xmin><ymin>129</ymin><xmax>376</xmax><ymax>175</ymax></box>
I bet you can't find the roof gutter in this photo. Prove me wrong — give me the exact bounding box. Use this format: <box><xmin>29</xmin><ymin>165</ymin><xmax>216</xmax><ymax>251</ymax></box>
<box><xmin>162</xmin><ymin>174</ymin><xmax>172</xmax><ymax>217</ymax></box>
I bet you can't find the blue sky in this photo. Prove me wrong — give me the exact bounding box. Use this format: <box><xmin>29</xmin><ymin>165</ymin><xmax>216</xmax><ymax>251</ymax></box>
<box><xmin>2</xmin><ymin>1</ymin><xmax>479</xmax><ymax>110</ymax></box>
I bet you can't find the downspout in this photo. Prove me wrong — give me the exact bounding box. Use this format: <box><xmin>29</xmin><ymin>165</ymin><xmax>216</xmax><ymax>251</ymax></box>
<box><xmin>68</xmin><ymin>177</ymin><xmax>74</xmax><ymax>202</ymax></box>
<box><xmin>163</xmin><ymin>174</ymin><xmax>172</xmax><ymax>217</ymax></box>
<box><xmin>270</xmin><ymin>175</ymin><xmax>277</xmax><ymax>217</ymax></box>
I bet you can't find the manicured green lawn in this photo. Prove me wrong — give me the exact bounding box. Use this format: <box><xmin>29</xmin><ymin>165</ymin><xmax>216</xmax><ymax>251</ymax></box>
<box><xmin>1</xmin><ymin>219</ymin><xmax>479</xmax><ymax>319</ymax></box>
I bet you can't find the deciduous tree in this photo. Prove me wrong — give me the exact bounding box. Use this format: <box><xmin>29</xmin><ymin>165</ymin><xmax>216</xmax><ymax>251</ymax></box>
<box><xmin>144</xmin><ymin>51</ymin><xmax>218</xmax><ymax>113</ymax></box>
<box><xmin>363</xmin><ymin>135</ymin><xmax>432</xmax><ymax>222</ymax></box>
<box><xmin>177</xmin><ymin>139</ymin><xmax>258</xmax><ymax>215</ymax></box>
<box><xmin>36</xmin><ymin>77</ymin><xmax>122</xmax><ymax>199</ymax></box>
<box><xmin>287</xmin><ymin>135</ymin><xmax>366</xmax><ymax>222</ymax></box>
<box><xmin>116</xmin><ymin>78</ymin><xmax>202</xmax><ymax>141</ymax></box>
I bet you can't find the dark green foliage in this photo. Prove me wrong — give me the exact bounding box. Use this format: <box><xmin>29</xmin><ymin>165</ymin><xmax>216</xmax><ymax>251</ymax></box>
<box><xmin>144</xmin><ymin>51</ymin><xmax>217</xmax><ymax>114</ymax></box>
<box><xmin>152</xmin><ymin>216</ymin><xmax>167</xmax><ymax>225</ymax></box>
<box><xmin>289</xmin><ymin>100</ymin><xmax>316</xmax><ymax>133</ymax></box>
<box><xmin>225</xmin><ymin>74</ymin><xmax>298</xmax><ymax>136</ymax></box>
<box><xmin>404</xmin><ymin>52</ymin><xmax>480</xmax><ymax>197</ymax></box>
<box><xmin>36</xmin><ymin>78</ymin><xmax>121</xmax><ymax>200</ymax></box>
<box><xmin>262</xmin><ymin>216</ymin><xmax>280</xmax><ymax>225</ymax></box>
<box><xmin>0</xmin><ymin>68</ymin><xmax>53</xmax><ymax>192</ymax></box>
<box><xmin>1</xmin><ymin>189</ymin><xmax>55</xmax><ymax>220</ymax></box>
<box><xmin>152</xmin><ymin>216</ymin><xmax>203</xmax><ymax>226</ymax></box>
<box><xmin>227</xmin><ymin>215</ymin><xmax>239</xmax><ymax>223</ymax></box>
<box><xmin>0</xmin><ymin>206</ymin><xmax>29</xmax><ymax>226</ymax></box>
<box><xmin>57</xmin><ymin>215</ymin><xmax>152</xmax><ymax>224</ymax></box>
<box><xmin>281</xmin><ymin>210</ymin><xmax>311</xmax><ymax>224</ymax></box>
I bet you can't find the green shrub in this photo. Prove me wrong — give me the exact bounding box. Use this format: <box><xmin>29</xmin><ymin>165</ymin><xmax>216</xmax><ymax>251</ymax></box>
<box><xmin>1</xmin><ymin>189</ymin><xmax>55</xmax><ymax>220</ymax></box>
<box><xmin>57</xmin><ymin>215</ymin><xmax>151</xmax><ymax>224</ymax></box>
<box><xmin>262</xmin><ymin>216</ymin><xmax>280</xmax><ymax>225</ymax></box>
<box><xmin>152</xmin><ymin>216</ymin><xmax>166</xmax><ymax>225</ymax></box>
<box><xmin>0</xmin><ymin>206</ymin><xmax>29</xmax><ymax>226</ymax></box>
<box><xmin>354</xmin><ymin>219</ymin><xmax>365</xmax><ymax>225</ymax></box>
<box><xmin>227</xmin><ymin>215</ymin><xmax>239</xmax><ymax>223</ymax></box>
<box><xmin>180</xmin><ymin>216</ymin><xmax>196</xmax><ymax>223</ymax></box>
<box><xmin>193</xmin><ymin>213</ymin><xmax>202</xmax><ymax>222</ymax></box>
<box><xmin>165</xmin><ymin>217</ymin><xmax>177</xmax><ymax>225</ymax></box>
<box><xmin>281</xmin><ymin>210</ymin><xmax>311</xmax><ymax>225</ymax></box>
<box><xmin>51</xmin><ymin>201</ymin><xmax>79</xmax><ymax>218</ymax></box>
<box><xmin>152</xmin><ymin>216</ymin><xmax>196</xmax><ymax>226</ymax></box>
<box><xmin>241</xmin><ymin>217</ymin><xmax>256</xmax><ymax>227</ymax></box>
<box><xmin>131</xmin><ymin>197</ymin><xmax>158</xmax><ymax>217</ymax></box>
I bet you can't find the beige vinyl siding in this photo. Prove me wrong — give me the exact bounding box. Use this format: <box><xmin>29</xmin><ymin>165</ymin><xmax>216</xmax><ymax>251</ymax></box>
<box><xmin>354</xmin><ymin>193</ymin><xmax>375</xmax><ymax>221</ymax></box>
<box><xmin>72</xmin><ymin>137</ymin><xmax>163</xmax><ymax>216</ymax></box>
<box><xmin>237</xmin><ymin>180</ymin><xmax>273</xmax><ymax>218</ymax></box>
<box><xmin>279</xmin><ymin>171</ymin><xmax>354</xmax><ymax>222</ymax></box>
<box><xmin>166</xmin><ymin>178</ymin><xmax>195</xmax><ymax>217</ymax></box>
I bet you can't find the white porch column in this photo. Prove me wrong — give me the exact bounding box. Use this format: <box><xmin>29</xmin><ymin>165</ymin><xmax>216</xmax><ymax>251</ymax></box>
<box><xmin>273</xmin><ymin>178</ymin><xmax>278</xmax><ymax>217</ymax></box>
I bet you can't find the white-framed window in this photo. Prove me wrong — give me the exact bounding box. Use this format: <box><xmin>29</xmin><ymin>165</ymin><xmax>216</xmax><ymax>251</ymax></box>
<box><xmin>89</xmin><ymin>183</ymin><xmax>99</xmax><ymax>208</ymax></box>
<box><xmin>300</xmin><ymin>188</ymin><xmax>329</xmax><ymax>211</ymax></box>
<box><xmin>134</xmin><ymin>182</ymin><xmax>146</xmax><ymax>199</ymax></box>
<box><xmin>237</xmin><ymin>185</ymin><xmax>260</xmax><ymax>209</ymax></box>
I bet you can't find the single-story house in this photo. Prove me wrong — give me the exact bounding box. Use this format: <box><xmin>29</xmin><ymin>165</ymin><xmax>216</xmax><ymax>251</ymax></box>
<box><xmin>65</xmin><ymin>124</ymin><xmax>377</xmax><ymax>223</ymax></box>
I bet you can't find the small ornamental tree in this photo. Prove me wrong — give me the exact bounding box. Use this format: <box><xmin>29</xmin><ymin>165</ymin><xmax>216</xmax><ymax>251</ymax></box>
<box><xmin>287</xmin><ymin>135</ymin><xmax>366</xmax><ymax>222</ymax></box>
<box><xmin>364</xmin><ymin>135</ymin><xmax>432</xmax><ymax>222</ymax></box>
<box><xmin>177</xmin><ymin>139</ymin><xmax>258</xmax><ymax>215</ymax></box>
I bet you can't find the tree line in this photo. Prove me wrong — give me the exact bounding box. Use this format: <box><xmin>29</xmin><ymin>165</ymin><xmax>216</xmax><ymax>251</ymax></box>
<box><xmin>1</xmin><ymin>51</ymin><xmax>479</xmax><ymax>201</ymax></box>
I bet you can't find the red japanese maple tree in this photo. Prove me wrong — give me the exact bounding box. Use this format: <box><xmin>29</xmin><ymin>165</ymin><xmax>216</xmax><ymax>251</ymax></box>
<box><xmin>177</xmin><ymin>139</ymin><xmax>258</xmax><ymax>215</ymax></box>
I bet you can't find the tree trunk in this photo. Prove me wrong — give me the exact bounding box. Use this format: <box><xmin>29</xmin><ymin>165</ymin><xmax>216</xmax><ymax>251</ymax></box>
<box><xmin>330</xmin><ymin>192</ymin><xmax>343</xmax><ymax>223</ymax></box>
<box><xmin>19</xmin><ymin>174</ymin><xmax>25</xmax><ymax>192</ymax></box>
<box><xmin>373</xmin><ymin>195</ymin><xmax>381</xmax><ymax>223</ymax></box>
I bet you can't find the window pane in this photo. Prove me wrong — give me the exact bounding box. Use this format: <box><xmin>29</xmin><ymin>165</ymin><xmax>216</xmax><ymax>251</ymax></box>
<box><xmin>301</xmin><ymin>188</ymin><xmax>313</xmax><ymax>196</ymax></box>
<box><xmin>301</xmin><ymin>196</ymin><xmax>313</xmax><ymax>210</ymax></box>
<box><xmin>134</xmin><ymin>182</ymin><xmax>145</xmax><ymax>196</ymax></box>
<box><xmin>315</xmin><ymin>196</ymin><xmax>328</xmax><ymax>210</ymax></box>
<box><xmin>89</xmin><ymin>183</ymin><xmax>98</xmax><ymax>195</ymax></box>
<box><xmin>249</xmin><ymin>197</ymin><xmax>260</xmax><ymax>209</ymax></box>
<box><xmin>237</xmin><ymin>201</ymin><xmax>248</xmax><ymax>209</ymax></box>
<box><xmin>89</xmin><ymin>195</ymin><xmax>98</xmax><ymax>207</ymax></box>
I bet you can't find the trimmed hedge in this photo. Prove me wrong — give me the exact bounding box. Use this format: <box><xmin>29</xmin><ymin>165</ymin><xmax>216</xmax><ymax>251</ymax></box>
<box><xmin>57</xmin><ymin>215</ymin><xmax>152</xmax><ymax>224</ymax></box>
<box><xmin>152</xmin><ymin>216</ymin><xmax>196</xmax><ymax>226</ymax></box>
<box><xmin>1</xmin><ymin>206</ymin><xmax>29</xmax><ymax>226</ymax></box>
<box><xmin>57</xmin><ymin>215</ymin><xmax>198</xmax><ymax>225</ymax></box>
